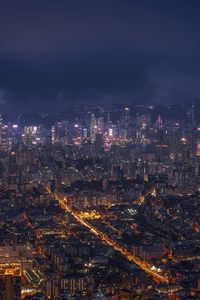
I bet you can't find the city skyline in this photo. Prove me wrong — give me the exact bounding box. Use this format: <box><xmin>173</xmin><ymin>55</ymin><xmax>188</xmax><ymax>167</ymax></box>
<box><xmin>0</xmin><ymin>101</ymin><xmax>200</xmax><ymax>298</ymax></box>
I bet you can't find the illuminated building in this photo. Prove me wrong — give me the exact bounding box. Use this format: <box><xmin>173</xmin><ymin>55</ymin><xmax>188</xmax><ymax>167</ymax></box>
<box><xmin>97</xmin><ymin>117</ymin><xmax>104</xmax><ymax>134</ymax></box>
<box><xmin>23</xmin><ymin>125</ymin><xmax>44</xmax><ymax>146</ymax></box>
<box><xmin>156</xmin><ymin>115</ymin><xmax>163</xmax><ymax>129</ymax></box>
<box><xmin>82</xmin><ymin>128</ymin><xmax>88</xmax><ymax>139</ymax></box>
<box><xmin>51</xmin><ymin>126</ymin><xmax>56</xmax><ymax>144</ymax></box>
<box><xmin>180</xmin><ymin>137</ymin><xmax>190</xmax><ymax>162</ymax></box>
<box><xmin>90</xmin><ymin>114</ymin><xmax>97</xmax><ymax>141</ymax></box>
<box><xmin>0</xmin><ymin>115</ymin><xmax>10</xmax><ymax>152</ymax></box>
<box><xmin>138</xmin><ymin>114</ymin><xmax>151</xmax><ymax>128</ymax></box>
<box><xmin>197</xmin><ymin>140</ymin><xmax>200</xmax><ymax>156</ymax></box>
<box><xmin>186</xmin><ymin>103</ymin><xmax>195</xmax><ymax>131</ymax></box>
<box><xmin>121</xmin><ymin>107</ymin><xmax>131</xmax><ymax>129</ymax></box>
<box><xmin>196</xmin><ymin>127</ymin><xmax>200</xmax><ymax>156</ymax></box>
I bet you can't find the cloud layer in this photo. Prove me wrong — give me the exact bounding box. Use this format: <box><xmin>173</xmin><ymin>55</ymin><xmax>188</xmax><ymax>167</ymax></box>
<box><xmin>0</xmin><ymin>0</ymin><xmax>200</xmax><ymax>113</ymax></box>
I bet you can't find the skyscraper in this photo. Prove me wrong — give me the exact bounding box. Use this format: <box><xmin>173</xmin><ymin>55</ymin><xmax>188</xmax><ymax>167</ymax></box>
<box><xmin>90</xmin><ymin>114</ymin><xmax>97</xmax><ymax>142</ymax></box>
<box><xmin>0</xmin><ymin>115</ymin><xmax>10</xmax><ymax>152</ymax></box>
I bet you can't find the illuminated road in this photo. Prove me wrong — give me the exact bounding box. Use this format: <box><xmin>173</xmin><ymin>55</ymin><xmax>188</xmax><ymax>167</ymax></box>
<box><xmin>48</xmin><ymin>189</ymin><xmax>169</xmax><ymax>284</ymax></box>
<box><xmin>23</xmin><ymin>211</ymin><xmax>45</xmax><ymax>257</ymax></box>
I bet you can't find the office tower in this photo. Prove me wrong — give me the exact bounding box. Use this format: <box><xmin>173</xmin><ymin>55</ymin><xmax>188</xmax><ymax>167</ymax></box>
<box><xmin>0</xmin><ymin>115</ymin><xmax>10</xmax><ymax>152</ymax></box>
<box><xmin>22</xmin><ymin>125</ymin><xmax>44</xmax><ymax>146</ymax></box>
<box><xmin>97</xmin><ymin>117</ymin><xmax>104</xmax><ymax>134</ymax></box>
<box><xmin>186</xmin><ymin>103</ymin><xmax>195</xmax><ymax>131</ymax></box>
<box><xmin>197</xmin><ymin>140</ymin><xmax>200</xmax><ymax>157</ymax></box>
<box><xmin>196</xmin><ymin>127</ymin><xmax>200</xmax><ymax>156</ymax></box>
<box><xmin>121</xmin><ymin>107</ymin><xmax>131</xmax><ymax>129</ymax></box>
<box><xmin>51</xmin><ymin>126</ymin><xmax>56</xmax><ymax>144</ymax></box>
<box><xmin>90</xmin><ymin>114</ymin><xmax>97</xmax><ymax>141</ymax></box>
<box><xmin>156</xmin><ymin>115</ymin><xmax>163</xmax><ymax>129</ymax></box>
<box><xmin>180</xmin><ymin>137</ymin><xmax>190</xmax><ymax>163</ymax></box>
<box><xmin>82</xmin><ymin>128</ymin><xmax>88</xmax><ymax>139</ymax></box>
<box><xmin>136</xmin><ymin>113</ymin><xmax>151</xmax><ymax>129</ymax></box>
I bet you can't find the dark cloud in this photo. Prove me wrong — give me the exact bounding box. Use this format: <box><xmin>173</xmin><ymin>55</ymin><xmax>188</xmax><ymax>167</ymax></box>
<box><xmin>0</xmin><ymin>88</ymin><xmax>8</xmax><ymax>106</ymax></box>
<box><xmin>0</xmin><ymin>0</ymin><xmax>200</xmax><ymax>113</ymax></box>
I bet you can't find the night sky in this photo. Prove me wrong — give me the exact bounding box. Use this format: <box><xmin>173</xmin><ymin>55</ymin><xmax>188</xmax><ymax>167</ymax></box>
<box><xmin>1</xmin><ymin>0</ymin><xmax>200</xmax><ymax>114</ymax></box>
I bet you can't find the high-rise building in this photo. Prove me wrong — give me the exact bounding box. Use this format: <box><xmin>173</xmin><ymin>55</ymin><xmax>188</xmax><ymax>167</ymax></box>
<box><xmin>121</xmin><ymin>107</ymin><xmax>131</xmax><ymax>129</ymax></box>
<box><xmin>186</xmin><ymin>103</ymin><xmax>195</xmax><ymax>131</ymax></box>
<box><xmin>0</xmin><ymin>275</ymin><xmax>21</xmax><ymax>300</ymax></box>
<box><xmin>196</xmin><ymin>127</ymin><xmax>200</xmax><ymax>156</ymax></box>
<box><xmin>97</xmin><ymin>117</ymin><xmax>104</xmax><ymax>134</ymax></box>
<box><xmin>51</xmin><ymin>126</ymin><xmax>56</xmax><ymax>144</ymax></box>
<box><xmin>90</xmin><ymin>114</ymin><xmax>97</xmax><ymax>141</ymax></box>
<box><xmin>197</xmin><ymin>140</ymin><xmax>200</xmax><ymax>157</ymax></box>
<box><xmin>0</xmin><ymin>115</ymin><xmax>10</xmax><ymax>152</ymax></box>
<box><xmin>180</xmin><ymin>137</ymin><xmax>191</xmax><ymax>163</ymax></box>
<box><xmin>156</xmin><ymin>115</ymin><xmax>163</xmax><ymax>129</ymax></box>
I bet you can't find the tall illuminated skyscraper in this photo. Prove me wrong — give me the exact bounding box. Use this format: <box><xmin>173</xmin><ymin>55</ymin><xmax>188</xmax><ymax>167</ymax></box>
<box><xmin>90</xmin><ymin>114</ymin><xmax>97</xmax><ymax>141</ymax></box>
<box><xmin>0</xmin><ymin>115</ymin><xmax>10</xmax><ymax>152</ymax></box>
<box><xmin>51</xmin><ymin>126</ymin><xmax>56</xmax><ymax>144</ymax></box>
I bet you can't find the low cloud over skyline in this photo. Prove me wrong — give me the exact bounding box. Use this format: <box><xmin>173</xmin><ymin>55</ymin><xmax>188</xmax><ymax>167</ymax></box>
<box><xmin>1</xmin><ymin>0</ymin><xmax>200</xmax><ymax>113</ymax></box>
